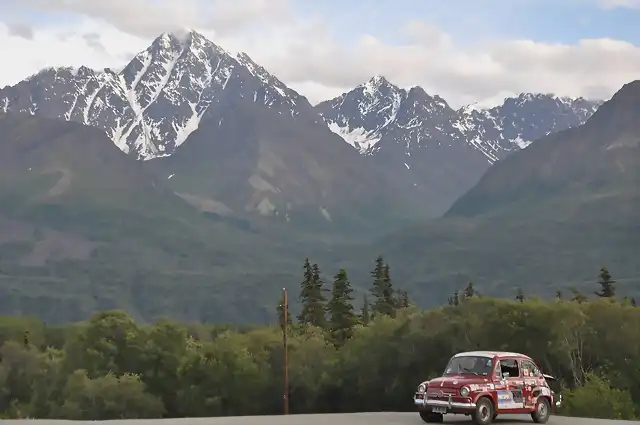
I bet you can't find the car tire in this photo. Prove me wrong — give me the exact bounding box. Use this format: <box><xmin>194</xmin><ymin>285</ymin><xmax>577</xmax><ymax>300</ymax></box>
<box><xmin>471</xmin><ymin>397</ymin><xmax>495</xmax><ymax>425</ymax></box>
<box><xmin>531</xmin><ymin>397</ymin><xmax>551</xmax><ymax>423</ymax></box>
<box><xmin>419</xmin><ymin>411</ymin><xmax>443</xmax><ymax>423</ymax></box>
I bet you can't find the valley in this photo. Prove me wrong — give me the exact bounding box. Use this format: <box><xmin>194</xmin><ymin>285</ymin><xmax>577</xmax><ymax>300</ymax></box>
<box><xmin>0</xmin><ymin>31</ymin><xmax>637</xmax><ymax>325</ymax></box>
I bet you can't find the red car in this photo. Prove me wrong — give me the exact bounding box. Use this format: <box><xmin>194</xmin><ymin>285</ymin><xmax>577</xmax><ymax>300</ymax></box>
<box><xmin>413</xmin><ymin>351</ymin><xmax>562</xmax><ymax>424</ymax></box>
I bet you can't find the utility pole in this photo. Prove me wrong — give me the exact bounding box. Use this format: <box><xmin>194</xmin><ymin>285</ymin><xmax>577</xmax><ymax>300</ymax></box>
<box><xmin>282</xmin><ymin>287</ymin><xmax>290</xmax><ymax>415</ymax></box>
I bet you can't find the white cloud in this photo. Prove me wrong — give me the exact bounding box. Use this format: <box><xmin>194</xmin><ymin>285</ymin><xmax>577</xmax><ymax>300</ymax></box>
<box><xmin>0</xmin><ymin>1</ymin><xmax>639</xmax><ymax>108</ymax></box>
<box><xmin>598</xmin><ymin>0</ymin><xmax>640</xmax><ymax>9</ymax></box>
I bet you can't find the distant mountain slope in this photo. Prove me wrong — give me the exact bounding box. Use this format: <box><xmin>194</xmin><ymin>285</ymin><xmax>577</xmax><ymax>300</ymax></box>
<box><xmin>0</xmin><ymin>112</ymin><xmax>308</xmax><ymax>324</ymax></box>
<box><xmin>357</xmin><ymin>80</ymin><xmax>640</xmax><ymax>303</ymax></box>
<box><xmin>0</xmin><ymin>31</ymin><xmax>430</xmax><ymax>228</ymax></box>
<box><xmin>0</xmin><ymin>31</ymin><xmax>311</xmax><ymax>160</ymax></box>
<box><xmin>315</xmin><ymin>76</ymin><xmax>602</xmax><ymax>213</ymax></box>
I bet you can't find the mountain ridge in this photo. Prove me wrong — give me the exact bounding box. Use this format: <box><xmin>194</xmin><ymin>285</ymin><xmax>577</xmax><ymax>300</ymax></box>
<box><xmin>0</xmin><ymin>29</ymin><xmax>606</xmax><ymax>220</ymax></box>
<box><xmin>358</xmin><ymin>79</ymin><xmax>640</xmax><ymax>302</ymax></box>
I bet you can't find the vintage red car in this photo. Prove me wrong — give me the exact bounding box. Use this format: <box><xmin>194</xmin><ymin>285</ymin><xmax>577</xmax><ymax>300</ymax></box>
<box><xmin>413</xmin><ymin>350</ymin><xmax>562</xmax><ymax>424</ymax></box>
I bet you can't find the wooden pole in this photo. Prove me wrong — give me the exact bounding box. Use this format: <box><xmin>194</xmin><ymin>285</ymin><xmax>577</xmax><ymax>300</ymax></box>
<box><xmin>282</xmin><ymin>287</ymin><xmax>289</xmax><ymax>415</ymax></box>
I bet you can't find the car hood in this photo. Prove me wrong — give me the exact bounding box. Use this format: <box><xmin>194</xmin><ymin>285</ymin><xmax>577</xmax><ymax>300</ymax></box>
<box><xmin>428</xmin><ymin>375</ymin><xmax>490</xmax><ymax>388</ymax></box>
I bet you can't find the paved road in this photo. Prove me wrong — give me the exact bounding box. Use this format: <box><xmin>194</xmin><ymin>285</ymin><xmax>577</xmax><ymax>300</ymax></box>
<box><xmin>3</xmin><ymin>413</ymin><xmax>637</xmax><ymax>424</ymax></box>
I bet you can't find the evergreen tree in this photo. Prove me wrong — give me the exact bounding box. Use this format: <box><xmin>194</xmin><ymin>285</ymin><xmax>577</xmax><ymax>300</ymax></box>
<box><xmin>448</xmin><ymin>290</ymin><xmax>460</xmax><ymax>306</ymax></box>
<box><xmin>463</xmin><ymin>281</ymin><xmax>476</xmax><ymax>300</ymax></box>
<box><xmin>515</xmin><ymin>288</ymin><xmax>525</xmax><ymax>303</ymax></box>
<box><xmin>370</xmin><ymin>256</ymin><xmax>396</xmax><ymax>318</ymax></box>
<box><xmin>327</xmin><ymin>268</ymin><xmax>357</xmax><ymax>346</ymax></box>
<box><xmin>297</xmin><ymin>259</ymin><xmax>328</xmax><ymax>327</ymax></box>
<box><xmin>396</xmin><ymin>290</ymin><xmax>410</xmax><ymax>308</ymax></box>
<box><xmin>631</xmin><ymin>298</ymin><xmax>637</xmax><ymax>307</ymax></box>
<box><xmin>360</xmin><ymin>295</ymin><xmax>370</xmax><ymax>325</ymax></box>
<box><xmin>556</xmin><ymin>290</ymin><xmax>563</xmax><ymax>301</ymax></box>
<box><xmin>595</xmin><ymin>266</ymin><xmax>616</xmax><ymax>298</ymax></box>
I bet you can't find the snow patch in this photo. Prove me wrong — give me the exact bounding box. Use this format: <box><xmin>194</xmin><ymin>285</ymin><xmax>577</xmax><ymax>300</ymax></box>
<box><xmin>327</xmin><ymin>122</ymin><xmax>381</xmax><ymax>153</ymax></box>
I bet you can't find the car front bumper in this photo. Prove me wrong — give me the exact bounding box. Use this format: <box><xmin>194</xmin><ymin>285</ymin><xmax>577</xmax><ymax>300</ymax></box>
<box><xmin>414</xmin><ymin>393</ymin><xmax>476</xmax><ymax>414</ymax></box>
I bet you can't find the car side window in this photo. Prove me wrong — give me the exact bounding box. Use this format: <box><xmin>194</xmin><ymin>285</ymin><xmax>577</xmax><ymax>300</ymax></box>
<box><xmin>499</xmin><ymin>359</ymin><xmax>520</xmax><ymax>378</ymax></box>
<box><xmin>521</xmin><ymin>360</ymin><xmax>539</xmax><ymax>377</ymax></box>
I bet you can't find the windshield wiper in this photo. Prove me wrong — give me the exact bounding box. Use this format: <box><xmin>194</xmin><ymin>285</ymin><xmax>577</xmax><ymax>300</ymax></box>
<box><xmin>461</xmin><ymin>367</ymin><xmax>478</xmax><ymax>375</ymax></box>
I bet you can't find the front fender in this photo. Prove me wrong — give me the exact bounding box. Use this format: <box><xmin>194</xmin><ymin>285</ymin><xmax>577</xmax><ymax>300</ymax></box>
<box><xmin>472</xmin><ymin>392</ymin><xmax>495</xmax><ymax>407</ymax></box>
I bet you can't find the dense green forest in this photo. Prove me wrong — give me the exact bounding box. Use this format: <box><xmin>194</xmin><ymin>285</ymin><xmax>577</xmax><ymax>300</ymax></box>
<box><xmin>0</xmin><ymin>258</ymin><xmax>637</xmax><ymax>420</ymax></box>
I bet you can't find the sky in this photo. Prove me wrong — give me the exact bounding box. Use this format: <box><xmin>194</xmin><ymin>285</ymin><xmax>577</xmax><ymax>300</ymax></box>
<box><xmin>0</xmin><ymin>0</ymin><xmax>638</xmax><ymax>108</ymax></box>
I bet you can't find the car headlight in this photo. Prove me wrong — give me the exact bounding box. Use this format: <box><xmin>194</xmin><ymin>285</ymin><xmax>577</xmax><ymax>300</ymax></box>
<box><xmin>418</xmin><ymin>384</ymin><xmax>426</xmax><ymax>393</ymax></box>
<box><xmin>460</xmin><ymin>386</ymin><xmax>470</xmax><ymax>397</ymax></box>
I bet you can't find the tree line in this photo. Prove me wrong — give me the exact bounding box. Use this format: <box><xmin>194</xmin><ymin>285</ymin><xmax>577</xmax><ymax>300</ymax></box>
<box><xmin>0</xmin><ymin>259</ymin><xmax>638</xmax><ymax>420</ymax></box>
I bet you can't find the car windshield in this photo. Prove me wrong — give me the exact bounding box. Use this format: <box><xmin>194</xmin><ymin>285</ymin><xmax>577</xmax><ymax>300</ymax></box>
<box><xmin>443</xmin><ymin>355</ymin><xmax>493</xmax><ymax>376</ymax></box>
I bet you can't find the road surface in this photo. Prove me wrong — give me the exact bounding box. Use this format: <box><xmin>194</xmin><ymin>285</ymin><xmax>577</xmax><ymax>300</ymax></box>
<box><xmin>3</xmin><ymin>413</ymin><xmax>637</xmax><ymax>424</ymax></box>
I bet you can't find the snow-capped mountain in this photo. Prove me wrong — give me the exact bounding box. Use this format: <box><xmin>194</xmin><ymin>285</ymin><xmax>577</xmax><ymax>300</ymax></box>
<box><xmin>314</xmin><ymin>76</ymin><xmax>602</xmax><ymax>214</ymax></box>
<box><xmin>0</xmin><ymin>31</ymin><xmax>605</xmax><ymax>221</ymax></box>
<box><xmin>0</xmin><ymin>31</ymin><xmax>311</xmax><ymax>160</ymax></box>
<box><xmin>315</xmin><ymin>76</ymin><xmax>602</xmax><ymax>163</ymax></box>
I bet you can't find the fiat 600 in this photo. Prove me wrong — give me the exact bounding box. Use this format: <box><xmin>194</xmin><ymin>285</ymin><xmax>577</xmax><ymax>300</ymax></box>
<box><xmin>414</xmin><ymin>351</ymin><xmax>562</xmax><ymax>424</ymax></box>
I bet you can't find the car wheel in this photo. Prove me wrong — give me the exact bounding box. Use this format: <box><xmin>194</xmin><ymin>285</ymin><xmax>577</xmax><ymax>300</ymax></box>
<box><xmin>531</xmin><ymin>397</ymin><xmax>551</xmax><ymax>423</ymax></box>
<box><xmin>471</xmin><ymin>397</ymin><xmax>495</xmax><ymax>425</ymax></box>
<box><xmin>419</xmin><ymin>411</ymin><xmax>444</xmax><ymax>423</ymax></box>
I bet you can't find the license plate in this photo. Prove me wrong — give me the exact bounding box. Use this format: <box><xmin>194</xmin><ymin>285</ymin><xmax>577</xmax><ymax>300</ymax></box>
<box><xmin>432</xmin><ymin>406</ymin><xmax>447</xmax><ymax>414</ymax></box>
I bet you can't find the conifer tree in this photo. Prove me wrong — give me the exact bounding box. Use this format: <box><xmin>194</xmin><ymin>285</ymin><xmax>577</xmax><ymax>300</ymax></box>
<box><xmin>297</xmin><ymin>259</ymin><xmax>328</xmax><ymax>327</ymax></box>
<box><xmin>595</xmin><ymin>266</ymin><xmax>616</xmax><ymax>298</ymax></box>
<box><xmin>360</xmin><ymin>295</ymin><xmax>370</xmax><ymax>325</ymax></box>
<box><xmin>327</xmin><ymin>268</ymin><xmax>357</xmax><ymax>346</ymax></box>
<box><xmin>463</xmin><ymin>281</ymin><xmax>476</xmax><ymax>300</ymax></box>
<box><xmin>556</xmin><ymin>290</ymin><xmax>563</xmax><ymax>301</ymax></box>
<box><xmin>396</xmin><ymin>290</ymin><xmax>410</xmax><ymax>308</ymax></box>
<box><xmin>370</xmin><ymin>256</ymin><xmax>396</xmax><ymax>317</ymax></box>
<box><xmin>448</xmin><ymin>290</ymin><xmax>460</xmax><ymax>306</ymax></box>
<box><xmin>515</xmin><ymin>288</ymin><xmax>525</xmax><ymax>303</ymax></box>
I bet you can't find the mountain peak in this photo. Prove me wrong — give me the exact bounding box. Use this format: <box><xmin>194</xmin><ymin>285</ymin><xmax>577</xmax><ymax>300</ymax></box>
<box><xmin>361</xmin><ymin>75</ymin><xmax>397</xmax><ymax>91</ymax></box>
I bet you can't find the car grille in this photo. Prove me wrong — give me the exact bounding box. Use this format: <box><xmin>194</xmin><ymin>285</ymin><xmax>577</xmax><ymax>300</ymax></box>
<box><xmin>428</xmin><ymin>390</ymin><xmax>457</xmax><ymax>398</ymax></box>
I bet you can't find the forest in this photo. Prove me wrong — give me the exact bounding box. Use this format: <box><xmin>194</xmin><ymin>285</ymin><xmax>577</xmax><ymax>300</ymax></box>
<box><xmin>0</xmin><ymin>257</ymin><xmax>637</xmax><ymax>420</ymax></box>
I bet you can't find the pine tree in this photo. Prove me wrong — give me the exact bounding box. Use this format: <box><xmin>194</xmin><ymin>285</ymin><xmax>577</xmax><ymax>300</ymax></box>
<box><xmin>360</xmin><ymin>295</ymin><xmax>370</xmax><ymax>325</ymax></box>
<box><xmin>297</xmin><ymin>259</ymin><xmax>328</xmax><ymax>327</ymax></box>
<box><xmin>396</xmin><ymin>290</ymin><xmax>410</xmax><ymax>308</ymax></box>
<box><xmin>556</xmin><ymin>290</ymin><xmax>563</xmax><ymax>301</ymax></box>
<box><xmin>370</xmin><ymin>256</ymin><xmax>396</xmax><ymax>318</ymax></box>
<box><xmin>594</xmin><ymin>266</ymin><xmax>616</xmax><ymax>298</ymax></box>
<box><xmin>515</xmin><ymin>288</ymin><xmax>525</xmax><ymax>303</ymax></box>
<box><xmin>448</xmin><ymin>290</ymin><xmax>460</xmax><ymax>306</ymax></box>
<box><xmin>463</xmin><ymin>281</ymin><xmax>476</xmax><ymax>300</ymax></box>
<box><xmin>327</xmin><ymin>268</ymin><xmax>357</xmax><ymax>347</ymax></box>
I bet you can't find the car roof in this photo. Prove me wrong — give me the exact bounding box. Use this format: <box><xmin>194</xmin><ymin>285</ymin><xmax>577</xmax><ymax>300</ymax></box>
<box><xmin>452</xmin><ymin>350</ymin><xmax>532</xmax><ymax>360</ymax></box>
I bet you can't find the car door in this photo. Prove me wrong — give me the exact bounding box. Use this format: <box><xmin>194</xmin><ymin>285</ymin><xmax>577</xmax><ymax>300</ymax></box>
<box><xmin>495</xmin><ymin>358</ymin><xmax>525</xmax><ymax>410</ymax></box>
<box><xmin>520</xmin><ymin>359</ymin><xmax>539</xmax><ymax>408</ymax></box>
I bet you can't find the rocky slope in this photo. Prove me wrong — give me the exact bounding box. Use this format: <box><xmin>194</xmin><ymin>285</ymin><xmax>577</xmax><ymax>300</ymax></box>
<box><xmin>315</xmin><ymin>76</ymin><xmax>602</xmax><ymax>212</ymax></box>
<box><xmin>359</xmin><ymin>80</ymin><xmax>640</xmax><ymax>303</ymax></box>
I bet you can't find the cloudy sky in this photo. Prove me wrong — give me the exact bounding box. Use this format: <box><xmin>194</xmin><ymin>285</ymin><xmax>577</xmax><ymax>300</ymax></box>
<box><xmin>0</xmin><ymin>0</ymin><xmax>638</xmax><ymax>107</ymax></box>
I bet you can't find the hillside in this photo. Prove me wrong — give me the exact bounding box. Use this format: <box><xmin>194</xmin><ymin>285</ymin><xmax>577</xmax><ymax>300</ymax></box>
<box><xmin>315</xmin><ymin>76</ymin><xmax>601</xmax><ymax>213</ymax></box>
<box><xmin>0</xmin><ymin>112</ymin><xmax>313</xmax><ymax>324</ymax></box>
<box><xmin>0</xmin><ymin>31</ymin><xmax>601</xmax><ymax>224</ymax></box>
<box><xmin>361</xmin><ymin>80</ymin><xmax>640</xmax><ymax>302</ymax></box>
